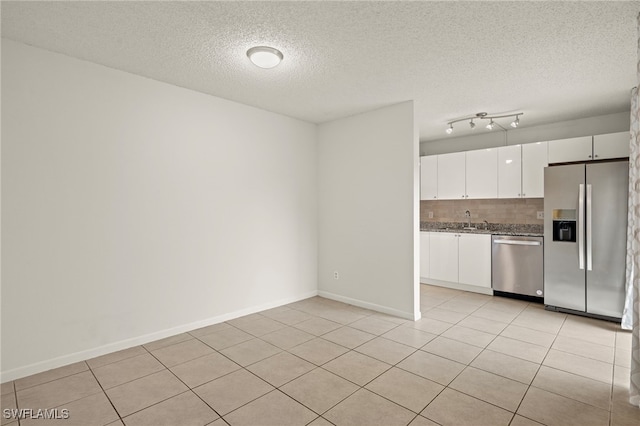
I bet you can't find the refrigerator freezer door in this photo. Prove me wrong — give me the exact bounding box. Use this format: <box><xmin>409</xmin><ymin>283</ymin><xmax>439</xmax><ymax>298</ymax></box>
<box><xmin>585</xmin><ymin>161</ymin><xmax>628</xmax><ymax>318</ymax></box>
<box><xmin>544</xmin><ymin>164</ymin><xmax>586</xmax><ymax>312</ymax></box>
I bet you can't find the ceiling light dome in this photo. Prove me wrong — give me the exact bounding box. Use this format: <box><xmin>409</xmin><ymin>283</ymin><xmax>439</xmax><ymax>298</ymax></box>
<box><xmin>247</xmin><ymin>46</ymin><xmax>283</xmax><ymax>69</ymax></box>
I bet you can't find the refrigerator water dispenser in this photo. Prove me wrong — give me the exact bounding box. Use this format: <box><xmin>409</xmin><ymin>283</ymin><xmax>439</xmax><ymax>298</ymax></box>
<box><xmin>552</xmin><ymin>209</ymin><xmax>576</xmax><ymax>242</ymax></box>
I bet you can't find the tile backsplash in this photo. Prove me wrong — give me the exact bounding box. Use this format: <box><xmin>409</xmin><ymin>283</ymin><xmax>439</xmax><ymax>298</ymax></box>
<box><xmin>420</xmin><ymin>198</ymin><xmax>544</xmax><ymax>225</ymax></box>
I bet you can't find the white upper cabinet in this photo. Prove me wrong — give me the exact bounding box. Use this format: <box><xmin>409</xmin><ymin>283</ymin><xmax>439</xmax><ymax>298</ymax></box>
<box><xmin>497</xmin><ymin>145</ymin><xmax>522</xmax><ymax>198</ymax></box>
<box><xmin>593</xmin><ymin>132</ymin><xmax>629</xmax><ymax>160</ymax></box>
<box><xmin>465</xmin><ymin>148</ymin><xmax>498</xmax><ymax>199</ymax></box>
<box><xmin>437</xmin><ymin>152</ymin><xmax>466</xmax><ymax>200</ymax></box>
<box><xmin>420</xmin><ymin>156</ymin><xmax>438</xmax><ymax>200</ymax></box>
<box><xmin>547</xmin><ymin>136</ymin><xmax>593</xmax><ymax>163</ymax></box>
<box><xmin>522</xmin><ymin>141</ymin><xmax>548</xmax><ymax>198</ymax></box>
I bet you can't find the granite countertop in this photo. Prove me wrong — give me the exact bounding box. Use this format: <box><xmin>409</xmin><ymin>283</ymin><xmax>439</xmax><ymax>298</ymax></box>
<box><xmin>420</xmin><ymin>222</ymin><xmax>543</xmax><ymax>237</ymax></box>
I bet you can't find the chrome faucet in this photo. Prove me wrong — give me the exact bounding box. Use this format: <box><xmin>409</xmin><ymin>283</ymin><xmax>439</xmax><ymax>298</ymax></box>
<box><xmin>484</xmin><ymin>220</ymin><xmax>489</xmax><ymax>230</ymax></box>
<box><xmin>465</xmin><ymin>210</ymin><xmax>471</xmax><ymax>228</ymax></box>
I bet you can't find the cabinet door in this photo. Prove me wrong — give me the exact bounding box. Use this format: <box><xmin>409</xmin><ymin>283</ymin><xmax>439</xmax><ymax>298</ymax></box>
<box><xmin>420</xmin><ymin>232</ymin><xmax>430</xmax><ymax>280</ymax></box>
<box><xmin>547</xmin><ymin>136</ymin><xmax>593</xmax><ymax>163</ymax></box>
<box><xmin>466</xmin><ymin>148</ymin><xmax>498</xmax><ymax>199</ymax></box>
<box><xmin>429</xmin><ymin>232</ymin><xmax>458</xmax><ymax>282</ymax></box>
<box><xmin>458</xmin><ymin>234</ymin><xmax>492</xmax><ymax>288</ymax></box>
<box><xmin>522</xmin><ymin>141</ymin><xmax>548</xmax><ymax>198</ymax></box>
<box><xmin>420</xmin><ymin>156</ymin><xmax>438</xmax><ymax>200</ymax></box>
<box><xmin>437</xmin><ymin>152</ymin><xmax>466</xmax><ymax>200</ymax></box>
<box><xmin>593</xmin><ymin>132</ymin><xmax>629</xmax><ymax>160</ymax></box>
<box><xmin>498</xmin><ymin>145</ymin><xmax>522</xmax><ymax>198</ymax></box>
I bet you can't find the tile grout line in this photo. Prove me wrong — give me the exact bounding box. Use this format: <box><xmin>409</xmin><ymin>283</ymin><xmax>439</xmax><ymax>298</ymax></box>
<box><xmin>499</xmin><ymin>303</ymin><xmax>559</xmax><ymax>423</ymax></box>
<box><xmin>11</xmin><ymin>362</ymin><xmax>90</xmax><ymax>394</ymax></box>
<box><xmin>135</xmin><ymin>344</ymin><xmax>225</xmax><ymax>423</ymax></box>
<box><xmin>8</xmin><ymin>288</ymin><xmax>625</xmax><ymax>425</ymax></box>
<box><xmin>420</xmin><ymin>299</ymin><xmax>522</xmax><ymax>422</ymax></box>
<box><xmin>85</xmin><ymin>364</ymin><xmax>125</xmax><ymax>424</ymax></box>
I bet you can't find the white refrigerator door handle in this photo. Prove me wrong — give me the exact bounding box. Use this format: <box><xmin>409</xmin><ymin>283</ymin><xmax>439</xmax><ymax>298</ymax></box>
<box><xmin>586</xmin><ymin>184</ymin><xmax>592</xmax><ymax>271</ymax></box>
<box><xmin>578</xmin><ymin>184</ymin><xmax>585</xmax><ymax>270</ymax></box>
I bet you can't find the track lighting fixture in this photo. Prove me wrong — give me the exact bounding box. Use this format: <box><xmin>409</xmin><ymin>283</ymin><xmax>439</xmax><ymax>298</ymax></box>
<box><xmin>486</xmin><ymin>119</ymin><xmax>495</xmax><ymax>130</ymax></box>
<box><xmin>445</xmin><ymin>112</ymin><xmax>523</xmax><ymax>134</ymax></box>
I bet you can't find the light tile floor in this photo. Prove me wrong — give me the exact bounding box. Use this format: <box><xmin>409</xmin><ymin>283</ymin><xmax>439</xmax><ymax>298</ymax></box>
<box><xmin>1</xmin><ymin>284</ymin><xmax>638</xmax><ymax>425</ymax></box>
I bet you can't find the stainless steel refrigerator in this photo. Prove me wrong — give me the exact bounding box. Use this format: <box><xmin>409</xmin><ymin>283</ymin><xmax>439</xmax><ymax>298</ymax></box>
<box><xmin>544</xmin><ymin>160</ymin><xmax>628</xmax><ymax>320</ymax></box>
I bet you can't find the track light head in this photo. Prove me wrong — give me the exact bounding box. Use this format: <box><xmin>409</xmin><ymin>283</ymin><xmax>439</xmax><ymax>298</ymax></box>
<box><xmin>469</xmin><ymin>120</ymin><xmax>476</xmax><ymax>129</ymax></box>
<box><xmin>446</xmin><ymin>124</ymin><xmax>454</xmax><ymax>134</ymax></box>
<box><xmin>510</xmin><ymin>116</ymin><xmax>520</xmax><ymax>128</ymax></box>
<box><xmin>486</xmin><ymin>119</ymin><xmax>494</xmax><ymax>130</ymax></box>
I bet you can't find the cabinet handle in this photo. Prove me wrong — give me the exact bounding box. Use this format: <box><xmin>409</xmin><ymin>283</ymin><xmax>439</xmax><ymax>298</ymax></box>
<box><xmin>518</xmin><ymin>193</ymin><xmax>521</xmax><ymax>197</ymax></box>
<box><xmin>594</xmin><ymin>154</ymin><xmax>599</xmax><ymax>158</ymax></box>
<box><xmin>433</xmin><ymin>196</ymin><xmax>436</xmax><ymax>198</ymax></box>
<box><xmin>465</xmin><ymin>195</ymin><xmax>469</xmax><ymax>198</ymax></box>
<box><xmin>588</xmin><ymin>155</ymin><xmax>592</xmax><ymax>158</ymax></box>
<box><xmin>462</xmin><ymin>195</ymin><xmax>465</xmax><ymax>198</ymax></box>
<box><xmin>522</xmin><ymin>193</ymin><xmax>526</xmax><ymax>197</ymax></box>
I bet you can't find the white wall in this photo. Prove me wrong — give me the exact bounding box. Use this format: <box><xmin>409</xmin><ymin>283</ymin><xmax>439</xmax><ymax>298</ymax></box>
<box><xmin>317</xmin><ymin>102</ymin><xmax>420</xmax><ymax>320</ymax></box>
<box><xmin>1</xmin><ymin>40</ymin><xmax>318</xmax><ymax>380</ymax></box>
<box><xmin>421</xmin><ymin>111</ymin><xmax>630</xmax><ymax>155</ymax></box>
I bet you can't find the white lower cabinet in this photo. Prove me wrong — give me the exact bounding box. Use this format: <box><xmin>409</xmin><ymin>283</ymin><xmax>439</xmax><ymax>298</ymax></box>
<box><xmin>420</xmin><ymin>232</ymin><xmax>430</xmax><ymax>280</ymax></box>
<box><xmin>458</xmin><ymin>234</ymin><xmax>492</xmax><ymax>288</ymax></box>
<box><xmin>429</xmin><ymin>232</ymin><xmax>459</xmax><ymax>282</ymax></box>
<box><xmin>426</xmin><ymin>232</ymin><xmax>492</xmax><ymax>292</ymax></box>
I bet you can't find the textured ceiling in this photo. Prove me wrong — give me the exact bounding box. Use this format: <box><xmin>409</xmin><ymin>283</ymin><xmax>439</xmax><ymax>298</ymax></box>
<box><xmin>1</xmin><ymin>1</ymin><xmax>638</xmax><ymax>141</ymax></box>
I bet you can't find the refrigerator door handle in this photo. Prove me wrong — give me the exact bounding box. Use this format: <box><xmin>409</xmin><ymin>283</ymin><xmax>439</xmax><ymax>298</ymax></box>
<box><xmin>578</xmin><ymin>184</ymin><xmax>585</xmax><ymax>270</ymax></box>
<box><xmin>586</xmin><ymin>184</ymin><xmax>592</xmax><ymax>271</ymax></box>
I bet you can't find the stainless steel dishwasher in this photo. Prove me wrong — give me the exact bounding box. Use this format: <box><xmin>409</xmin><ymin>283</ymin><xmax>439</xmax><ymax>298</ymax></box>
<box><xmin>491</xmin><ymin>235</ymin><xmax>544</xmax><ymax>299</ymax></box>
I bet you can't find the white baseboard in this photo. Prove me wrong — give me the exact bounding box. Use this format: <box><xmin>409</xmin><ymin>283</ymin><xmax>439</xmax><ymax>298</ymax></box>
<box><xmin>0</xmin><ymin>290</ymin><xmax>318</xmax><ymax>383</ymax></box>
<box><xmin>318</xmin><ymin>290</ymin><xmax>419</xmax><ymax>321</ymax></box>
<box><xmin>422</xmin><ymin>279</ymin><xmax>493</xmax><ymax>296</ymax></box>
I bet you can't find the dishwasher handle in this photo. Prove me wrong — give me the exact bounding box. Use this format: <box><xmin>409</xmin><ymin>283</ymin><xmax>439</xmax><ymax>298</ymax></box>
<box><xmin>493</xmin><ymin>239</ymin><xmax>542</xmax><ymax>246</ymax></box>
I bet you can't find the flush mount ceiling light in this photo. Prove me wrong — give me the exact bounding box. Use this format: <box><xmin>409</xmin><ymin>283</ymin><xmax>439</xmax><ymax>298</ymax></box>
<box><xmin>246</xmin><ymin>46</ymin><xmax>283</xmax><ymax>69</ymax></box>
<box><xmin>445</xmin><ymin>112</ymin><xmax>523</xmax><ymax>134</ymax></box>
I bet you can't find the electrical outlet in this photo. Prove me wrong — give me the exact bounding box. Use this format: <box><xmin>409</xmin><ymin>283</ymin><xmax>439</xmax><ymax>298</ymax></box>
<box><xmin>428</xmin><ymin>211</ymin><xmax>434</xmax><ymax>219</ymax></box>
<box><xmin>333</xmin><ymin>271</ymin><xmax>339</xmax><ymax>280</ymax></box>
<box><xmin>537</xmin><ymin>211</ymin><xmax>544</xmax><ymax>219</ymax></box>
